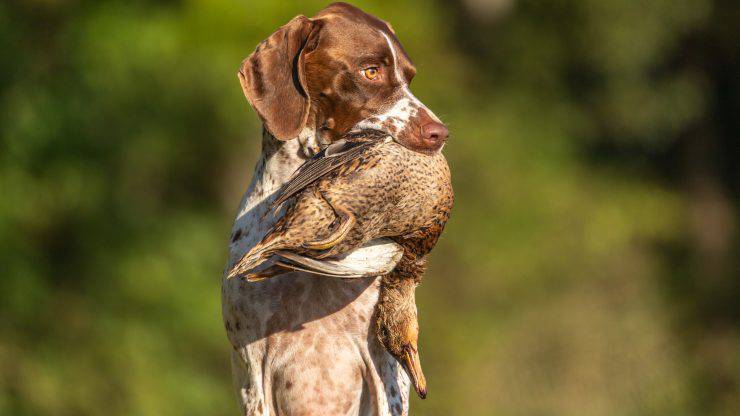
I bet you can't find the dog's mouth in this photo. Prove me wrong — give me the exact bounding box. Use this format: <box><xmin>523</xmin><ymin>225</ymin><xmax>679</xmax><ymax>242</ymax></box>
<box><xmin>345</xmin><ymin>128</ymin><xmax>391</xmax><ymax>139</ymax></box>
<box><xmin>348</xmin><ymin>113</ymin><xmax>448</xmax><ymax>155</ymax></box>
<box><xmin>402</xmin><ymin>136</ymin><xmax>446</xmax><ymax>155</ymax></box>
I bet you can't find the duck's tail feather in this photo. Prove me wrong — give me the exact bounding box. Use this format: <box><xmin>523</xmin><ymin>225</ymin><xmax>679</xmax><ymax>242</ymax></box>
<box><xmin>226</xmin><ymin>239</ymin><xmax>282</xmax><ymax>280</ymax></box>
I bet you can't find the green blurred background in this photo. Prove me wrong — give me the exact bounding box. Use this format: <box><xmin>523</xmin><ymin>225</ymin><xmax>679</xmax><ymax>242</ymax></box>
<box><xmin>1</xmin><ymin>0</ymin><xmax>738</xmax><ymax>414</ymax></box>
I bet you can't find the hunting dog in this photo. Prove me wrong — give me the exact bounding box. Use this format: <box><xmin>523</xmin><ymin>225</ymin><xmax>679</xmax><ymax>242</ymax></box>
<box><xmin>222</xmin><ymin>3</ymin><xmax>448</xmax><ymax>415</ymax></box>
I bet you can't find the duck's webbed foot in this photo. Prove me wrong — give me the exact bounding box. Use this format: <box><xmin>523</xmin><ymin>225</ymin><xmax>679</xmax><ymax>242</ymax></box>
<box><xmin>301</xmin><ymin>200</ymin><xmax>356</xmax><ymax>256</ymax></box>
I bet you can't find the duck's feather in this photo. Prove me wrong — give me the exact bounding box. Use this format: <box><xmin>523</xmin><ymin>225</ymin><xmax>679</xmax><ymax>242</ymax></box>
<box><xmin>271</xmin><ymin>130</ymin><xmax>391</xmax><ymax>209</ymax></box>
<box><xmin>272</xmin><ymin>237</ymin><xmax>403</xmax><ymax>278</ymax></box>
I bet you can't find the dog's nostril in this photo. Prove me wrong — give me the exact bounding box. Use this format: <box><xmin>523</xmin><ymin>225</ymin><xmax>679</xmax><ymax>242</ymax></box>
<box><xmin>421</xmin><ymin>122</ymin><xmax>449</xmax><ymax>143</ymax></box>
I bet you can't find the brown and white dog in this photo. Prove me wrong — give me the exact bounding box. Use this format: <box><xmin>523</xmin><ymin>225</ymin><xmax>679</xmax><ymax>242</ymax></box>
<box><xmin>222</xmin><ymin>3</ymin><xmax>448</xmax><ymax>415</ymax></box>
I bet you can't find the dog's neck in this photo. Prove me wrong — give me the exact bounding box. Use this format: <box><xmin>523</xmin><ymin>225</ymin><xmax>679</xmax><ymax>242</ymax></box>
<box><xmin>229</xmin><ymin>129</ymin><xmax>310</xmax><ymax>260</ymax></box>
<box><xmin>248</xmin><ymin>129</ymin><xmax>307</xmax><ymax>205</ymax></box>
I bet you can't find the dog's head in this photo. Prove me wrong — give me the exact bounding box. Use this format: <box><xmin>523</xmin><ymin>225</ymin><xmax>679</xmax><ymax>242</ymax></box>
<box><xmin>238</xmin><ymin>2</ymin><xmax>448</xmax><ymax>155</ymax></box>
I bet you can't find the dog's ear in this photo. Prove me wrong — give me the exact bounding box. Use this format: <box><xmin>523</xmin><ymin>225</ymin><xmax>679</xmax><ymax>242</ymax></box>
<box><xmin>238</xmin><ymin>16</ymin><xmax>320</xmax><ymax>140</ymax></box>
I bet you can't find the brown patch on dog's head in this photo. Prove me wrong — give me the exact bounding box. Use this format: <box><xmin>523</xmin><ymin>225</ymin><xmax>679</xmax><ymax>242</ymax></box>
<box><xmin>304</xmin><ymin>3</ymin><xmax>417</xmax><ymax>142</ymax></box>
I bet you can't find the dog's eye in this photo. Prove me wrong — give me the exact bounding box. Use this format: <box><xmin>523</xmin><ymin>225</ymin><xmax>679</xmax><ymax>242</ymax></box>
<box><xmin>362</xmin><ymin>67</ymin><xmax>380</xmax><ymax>80</ymax></box>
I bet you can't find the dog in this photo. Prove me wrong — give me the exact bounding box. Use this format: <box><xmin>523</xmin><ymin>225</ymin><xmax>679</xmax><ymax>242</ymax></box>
<box><xmin>222</xmin><ymin>3</ymin><xmax>448</xmax><ymax>415</ymax></box>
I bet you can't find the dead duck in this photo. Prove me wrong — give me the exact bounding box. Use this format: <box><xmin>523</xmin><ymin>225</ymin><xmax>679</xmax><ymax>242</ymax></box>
<box><xmin>227</xmin><ymin>129</ymin><xmax>453</xmax><ymax>398</ymax></box>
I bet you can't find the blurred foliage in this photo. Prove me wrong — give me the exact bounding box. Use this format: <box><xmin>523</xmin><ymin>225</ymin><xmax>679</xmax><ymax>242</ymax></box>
<box><xmin>1</xmin><ymin>0</ymin><xmax>738</xmax><ymax>415</ymax></box>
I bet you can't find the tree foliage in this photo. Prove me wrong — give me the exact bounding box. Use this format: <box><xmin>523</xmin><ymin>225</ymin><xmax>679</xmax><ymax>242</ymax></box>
<box><xmin>1</xmin><ymin>1</ymin><xmax>737</xmax><ymax>415</ymax></box>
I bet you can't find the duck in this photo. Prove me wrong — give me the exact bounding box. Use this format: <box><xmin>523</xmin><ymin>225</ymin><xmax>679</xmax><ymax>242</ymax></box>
<box><xmin>226</xmin><ymin>129</ymin><xmax>454</xmax><ymax>398</ymax></box>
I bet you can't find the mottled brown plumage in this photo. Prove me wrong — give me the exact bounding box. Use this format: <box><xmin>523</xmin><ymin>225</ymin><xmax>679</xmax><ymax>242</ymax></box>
<box><xmin>227</xmin><ymin>130</ymin><xmax>453</xmax><ymax>398</ymax></box>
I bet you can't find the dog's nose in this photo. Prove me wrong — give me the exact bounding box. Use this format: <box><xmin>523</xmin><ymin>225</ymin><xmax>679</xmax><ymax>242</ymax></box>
<box><xmin>421</xmin><ymin>122</ymin><xmax>449</xmax><ymax>147</ymax></box>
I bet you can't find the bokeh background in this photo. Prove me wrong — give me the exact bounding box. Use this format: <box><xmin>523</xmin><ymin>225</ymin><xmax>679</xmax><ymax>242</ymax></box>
<box><xmin>1</xmin><ymin>0</ymin><xmax>738</xmax><ymax>414</ymax></box>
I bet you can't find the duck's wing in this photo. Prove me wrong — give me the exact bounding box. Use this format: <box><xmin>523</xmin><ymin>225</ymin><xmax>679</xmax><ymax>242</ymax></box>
<box><xmin>272</xmin><ymin>237</ymin><xmax>404</xmax><ymax>278</ymax></box>
<box><xmin>271</xmin><ymin>134</ymin><xmax>389</xmax><ymax>209</ymax></box>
